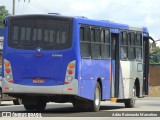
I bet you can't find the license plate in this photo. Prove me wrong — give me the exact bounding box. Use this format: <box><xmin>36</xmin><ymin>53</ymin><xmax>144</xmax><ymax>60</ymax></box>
<box><xmin>32</xmin><ymin>78</ymin><xmax>45</xmax><ymax>84</ymax></box>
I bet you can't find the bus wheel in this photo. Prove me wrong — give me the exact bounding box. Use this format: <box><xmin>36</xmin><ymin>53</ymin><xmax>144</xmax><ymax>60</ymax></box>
<box><xmin>89</xmin><ymin>82</ymin><xmax>101</xmax><ymax>112</ymax></box>
<box><xmin>124</xmin><ymin>86</ymin><xmax>136</xmax><ymax>108</ymax></box>
<box><xmin>24</xmin><ymin>104</ymin><xmax>35</xmax><ymax>111</ymax></box>
<box><xmin>35</xmin><ymin>100</ymin><xmax>46</xmax><ymax>111</ymax></box>
<box><xmin>13</xmin><ymin>98</ymin><xmax>22</xmax><ymax>105</ymax></box>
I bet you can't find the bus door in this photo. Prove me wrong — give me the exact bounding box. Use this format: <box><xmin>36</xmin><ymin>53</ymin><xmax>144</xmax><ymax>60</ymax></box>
<box><xmin>111</xmin><ymin>33</ymin><xmax>120</xmax><ymax>98</ymax></box>
<box><xmin>143</xmin><ymin>36</ymin><xmax>149</xmax><ymax>95</ymax></box>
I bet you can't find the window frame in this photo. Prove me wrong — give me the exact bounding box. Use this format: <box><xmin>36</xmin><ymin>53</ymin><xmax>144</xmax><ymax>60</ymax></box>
<box><xmin>80</xmin><ymin>25</ymin><xmax>111</xmax><ymax>60</ymax></box>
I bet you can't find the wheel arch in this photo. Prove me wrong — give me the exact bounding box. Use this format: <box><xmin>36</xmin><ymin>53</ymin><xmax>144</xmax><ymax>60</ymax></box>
<box><xmin>97</xmin><ymin>78</ymin><xmax>102</xmax><ymax>100</ymax></box>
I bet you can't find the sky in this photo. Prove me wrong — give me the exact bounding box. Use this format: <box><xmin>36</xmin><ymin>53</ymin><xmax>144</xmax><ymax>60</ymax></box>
<box><xmin>0</xmin><ymin>0</ymin><xmax>160</xmax><ymax>44</ymax></box>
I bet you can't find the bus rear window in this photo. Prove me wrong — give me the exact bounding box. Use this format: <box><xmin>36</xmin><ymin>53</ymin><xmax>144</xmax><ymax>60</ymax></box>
<box><xmin>9</xmin><ymin>18</ymin><xmax>72</xmax><ymax>50</ymax></box>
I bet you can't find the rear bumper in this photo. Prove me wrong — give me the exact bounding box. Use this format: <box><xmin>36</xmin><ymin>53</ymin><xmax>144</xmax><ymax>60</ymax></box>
<box><xmin>2</xmin><ymin>79</ymin><xmax>78</xmax><ymax>95</ymax></box>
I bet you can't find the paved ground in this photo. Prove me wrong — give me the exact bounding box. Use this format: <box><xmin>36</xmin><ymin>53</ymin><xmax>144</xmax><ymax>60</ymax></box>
<box><xmin>0</xmin><ymin>97</ymin><xmax>160</xmax><ymax>119</ymax></box>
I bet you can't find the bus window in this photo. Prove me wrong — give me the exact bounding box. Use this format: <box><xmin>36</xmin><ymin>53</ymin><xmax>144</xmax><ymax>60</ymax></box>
<box><xmin>91</xmin><ymin>28</ymin><xmax>101</xmax><ymax>59</ymax></box>
<box><xmin>12</xmin><ymin>26</ymin><xmax>19</xmax><ymax>43</ymax></box>
<box><xmin>136</xmin><ymin>33</ymin><xmax>142</xmax><ymax>46</ymax></box>
<box><xmin>26</xmin><ymin>27</ymin><xmax>31</xmax><ymax>41</ymax></box>
<box><xmin>10</xmin><ymin>19</ymin><xmax>71</xmax><ymax>50</ymax></box>
<box><xmin>128</xmin><ymin>47</ymin><xmax>135</xmax><ymax>60</ymax></box>
<box><xmin>131</xmin><ymin>33</ymin><xmax>135</xmax><ymax>45</ymax></box>
<box><xmin>136</xmin><ymin>47</ymin><xmax>142</xmax><ymax>60</ymax></box>
<box><xmin>80</xmin><ymin>27</ymin><xmax>91</xmax><ymax>58</ymax></box>
<box><xmin>136</xmin><ymin>33</ymin><xmax>142</xmax><ymax>61</ymax></box>
<box><xmin>101</xmin><ymin>29</ymin><xmax>110</xmax><ymax>59</ymax></box>
<box><xmin>121</xmin><ymin>47</ymin><xmax>127</xmax><ymax>59</ymax></box>
<box><xmin>120</xmin><ymin>31</ymin><xmax>128</xmax><ymax>60</ymax></box>
<box><xmin>84</xmin><ymin>27</ymin><xmax>90</xmax><ymax>42</ymax></box>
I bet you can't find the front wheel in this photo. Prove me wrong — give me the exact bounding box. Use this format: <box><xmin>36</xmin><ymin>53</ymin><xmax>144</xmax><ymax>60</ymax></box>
<box><xmin>124</xmin><ymin>86</ymin><xmax>136</xmax><ymax>108</ymax></box>
<box><xmin>89</xmin><ymin>82</ymin><xmax>101</xmax><ymax>112</ymax></box>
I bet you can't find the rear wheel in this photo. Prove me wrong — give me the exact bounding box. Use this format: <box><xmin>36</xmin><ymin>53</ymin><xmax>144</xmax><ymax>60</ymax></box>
<box><xmin>24</xmin><ymin>100</ymin><xmax>46</xmax><ymax>111</ymax></box>
<box><xmin>13</xmin><ymin>98</ymin><xmax>22</xmax><ymax>105</ymax></box>
<box><xmin>89</xmin><ymin>82</ymin><xmax>101</xmax><ymax>112</ymax></box>
<box><xmin>35</xmin><ymin>101</ymin><xmax>46</xmax><ymax>111</ymax></box>
<box><xmin>124</xmin><ymin>86</ymin><xmax>136</xmax><ymax>108</ymax></box>
<box><xmin>24</xmin><ymin>104</ymin><xmax>35</xmax><ymax>111</ymax></box>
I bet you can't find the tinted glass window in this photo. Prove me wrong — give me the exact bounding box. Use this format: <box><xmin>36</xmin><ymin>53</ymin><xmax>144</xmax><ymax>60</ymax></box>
<box><xmin>95</xmin><ymin>29</ymin><xmax>100</xmax><ymax>42</ymax></box>
<box><xmin>80</xmin><ymin>27</ymin><xmax>84</xmax><ymax>41</ymax></box>
<box><xmin>91</xmin><ymin>29</ymin><xmax>95</xmax><ymax>42</ymax></box>
<box><xmin>84</xmin><ymin>27</ymin><xmax>90</xmax><ymax>42</ymax></box>
<box><xmin>131</xmin><ymin>33</ymin><xmax>135</xmax><ymax>45</ymax></box>
<box><xmin>101</xmin><ymin>45</ymin><xmax>110</xmax><ymax>59</ymax></box>
<box><xmin>80</xmin><ymin>27</ymin><xmax>91</xmax><ymax>58</ymax></box>
<box><xmin>136</xmin><ymin>33</ymin><xmax>142</xmax><ymax>46</ymax></box>
<box><xmin>10</xmin><ymin>18</ymin><xmax>72</xmax><ymax>50</ymax></box>
<box><xmin>104</xmin><ymin>30</ymin><xmax>110</xmax><ymax>43</ymax></box>
<box><xmin>128</xmin><ymin>47</ymin><xmax>135</xmax><ymax>60</ymax></box>
<box><xmin>91</xmin><ymin>44</ymin><xmax>100</xmax><ymax>59</ymax></box>
<box><xmin>80</xmin><ymin>42</ymin><xmax>91</xmax><ymax>58</ymax></box>
<box><xmin>136</xmin><ymin>47</ymin><xmax>142</xmax><ymax>60</ymax></box>
<box><xmin>123</xmin><ymin>32</ymin><xmax>127</xmax><ymax>45</ymax></box>
<box><xmin>101</xmin><ymin>29</ymin><xmax>110</xmax><ymax>59</ymax></box>
<box><xmin>121</xmin><ymin>47</ymin><xmax>127</xmax><ymax>59</ymax></box>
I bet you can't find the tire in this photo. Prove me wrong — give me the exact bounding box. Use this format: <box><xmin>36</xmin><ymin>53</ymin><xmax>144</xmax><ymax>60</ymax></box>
<box><xmin>35</xmin><ymin>101</ymin><xmax>46</xmax><ymax>111</ymax></box>
<box><xmin>24</xmin><ymin>104</ymin><xmax>35</xmax><ymax>111</ymax></box>
<box><xmin>124</xmin><ymin>86</ymin><xmax>136</xmax><ymax>108</ymax></box>
<box><xmin>24</xmin><ymin>102</ymin><xmax>46</xmax><ymax>111</ymax></box>
<box><xmin>89</xmin><ymin>82</ymin><xmax>101</xmax><ymax>112</ymax></box>
<box><xmin>13</xmin><ymin>99</ymin><xmax>22</xmax><ymax>105</ymax></box>
<box><xmin>0</xmin><ymin>89</ymin><xmax>2</xmax><ymax>106</ymax></box>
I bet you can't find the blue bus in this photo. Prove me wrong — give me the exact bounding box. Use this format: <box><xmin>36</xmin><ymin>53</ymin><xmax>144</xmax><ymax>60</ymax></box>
<box><xmin>2</xmin><ymin>14</ymin><xmax>150</xmax><ymax>112</ymax></box>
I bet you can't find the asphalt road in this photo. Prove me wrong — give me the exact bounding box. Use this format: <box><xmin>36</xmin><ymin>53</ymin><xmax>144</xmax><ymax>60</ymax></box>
<box><xmin>0</xmin><ymin>97</ymin><xmax>160</xmax><ymax>119</ymax></box>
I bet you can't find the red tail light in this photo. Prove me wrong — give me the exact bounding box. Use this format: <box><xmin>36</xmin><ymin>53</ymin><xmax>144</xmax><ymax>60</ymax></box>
<box><xmin>68</xmin><ymin>70</ymin><xmax>73</xmax><ymax>75</ymax></box>
<box><xmin>5</xmin><ymin>69</ymin><xmax>11</xmax><ymax>73</ymax></box>
<box><xmin>64</xmin><ymin>60</ymin><xmax>76</xmax><ymax>84</ymax></box>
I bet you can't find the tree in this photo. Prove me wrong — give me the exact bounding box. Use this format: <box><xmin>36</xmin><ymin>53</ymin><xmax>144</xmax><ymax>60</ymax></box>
<box><xmin>0</xmin><ymin>6</ymin><xmax>10</xmax><ymax>29</ymax></box>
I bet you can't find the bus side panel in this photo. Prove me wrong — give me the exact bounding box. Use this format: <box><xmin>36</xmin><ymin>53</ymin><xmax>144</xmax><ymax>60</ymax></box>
<box><xmin>121</xmin><ymin>61</ymin><xmax>143</xmax><ymax>98</ymax></box>
<box><xmin>80</xmin><ymin>59</ymin><xmax>110</xmax><ymax>100</ymax></box>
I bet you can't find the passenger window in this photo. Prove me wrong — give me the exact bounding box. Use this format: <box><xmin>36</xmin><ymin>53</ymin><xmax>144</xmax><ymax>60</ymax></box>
<box><xmin>136</xmin><ymin>33</ymin><xmax>142</xmax><ymax>46</ymax></box>
<box><xmin>120</xmin><ymin>31</ymin><xmax>128</xmax><ymax>60</ymax></box>
<box><xmin>136</xmin><ymin>47</ymin><xmax>142</xmax><ymax>61</ymax></box>
<box><xmin>131</xmin><ymin>33</ymin><xmax>135</xmax><ymax>45</ymax></box>
<box><xmin>101</xmin><ymin>29</ymin><xmax>110</xmax><ymax>59</ymax></box>
<box><xmin>91</xmin><ymin>28</ymin><xmax>101</xmax><ymax>59</ymax></box>
<box><xmin>121</xmin><ymin>47</ymin><xmax>127</xmax><ymax>59</ymax></box>
<box><xmin>128</xmin><ymin>47</ymin><xmax>135</xmax><ymax>60</ymax></box>
<box><xmin>80</xmin><ymin>26</ymin><xmax>91</xmax><ymax>58</ymax></box>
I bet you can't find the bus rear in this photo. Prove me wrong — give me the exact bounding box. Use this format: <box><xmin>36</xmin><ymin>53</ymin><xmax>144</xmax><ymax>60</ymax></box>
<box><xmin>2</xmin><ymin>15</ymin><xmax>79</xmax><ymax>110</ymax></box>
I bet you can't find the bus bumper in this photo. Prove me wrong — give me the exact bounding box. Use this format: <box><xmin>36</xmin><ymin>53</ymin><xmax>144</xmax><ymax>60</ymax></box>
<box><xmin>2</xmin><ymin>78</ymin><xmax>78</xmax><ymax>95</ymax></box>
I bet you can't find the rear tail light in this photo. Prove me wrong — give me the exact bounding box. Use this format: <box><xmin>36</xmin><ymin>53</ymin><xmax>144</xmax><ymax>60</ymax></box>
<box><xmin>64</xmin><ymin>60</ymin><xmax>76</xmax><ymax>84</ymax></box>
<box><xmin>68</xmin><ymin>69</ymin><xmax>73</xmax><ymax>75</ymax></box>
<box><xmin>5</xmin><ymin>68</ymin><xmax>11</xmax><ymax>73</ymax></box>
<box><xmin>4</xmin><ymin>59</ymin><xmax>14</xmax><ymax>83</ymax></box>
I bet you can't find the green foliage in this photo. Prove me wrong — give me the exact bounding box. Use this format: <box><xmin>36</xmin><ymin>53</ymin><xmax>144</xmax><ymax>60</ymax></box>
<box><xmin>0</xmin><ymin>6</ymin><xmax>10</xmax><ymax>29</ymax></box>
<box><xmin>150</xmin><ymin>46</ymin><xmax>160</xmax><ymax>64</ymax></box>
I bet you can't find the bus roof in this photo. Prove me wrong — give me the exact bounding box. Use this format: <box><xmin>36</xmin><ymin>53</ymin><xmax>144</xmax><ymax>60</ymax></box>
<box><xmin>6</xmin><ymin>14</ymin><xmax>148</xmax><ymax>33</ymax></box>
<box><xmin>74</xmin><ymin>17</ymin><xmax>148</xmax><ymax>33</ymax></box>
